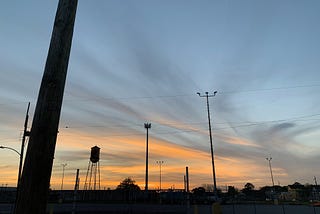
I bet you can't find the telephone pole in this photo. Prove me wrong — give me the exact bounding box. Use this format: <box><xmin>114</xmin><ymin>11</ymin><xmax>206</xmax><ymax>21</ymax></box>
<box><xmin>15</xmin><ymin>102</ymin><xmax>31</xmax><ymax>210</ymax></box>
<box><xmin>15</xmin><ymin>1</ymin><xmax>78</xmax><ymax>213</ymax></box>
<box><xmin>17</xmin><ymin>102</ymin><xmax>30</xmax><ymax>187</ymax></box>
<box><xmin>197</xmin><ymin>91</ymin><xmax>218</xmax><ymax>197</ymax></box>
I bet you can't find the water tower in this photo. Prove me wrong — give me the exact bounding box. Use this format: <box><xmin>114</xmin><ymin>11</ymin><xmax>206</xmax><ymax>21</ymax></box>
<box><xmin>83</xmin><ymin>146</ymin><xmax>101</xmax><ymax>190</ymax></box>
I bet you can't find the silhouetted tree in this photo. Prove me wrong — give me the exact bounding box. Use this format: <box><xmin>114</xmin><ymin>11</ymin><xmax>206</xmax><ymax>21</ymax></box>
<box><xmin>192</xmin><ymin>187</ymin><xmax>206</xmax><ymax>195</ymax></box>
<box><xmin>116</xmin><ymin>177</ymin><xmax>140</xmax><ymax>191</ymax></box>
<box><xmin>260</xmin><ymin>185</ymin><xmax>288</xmax><ymax>194</ymax></box>
<box><xmin>227</xmin><ymin>186</ymin><xmax>238</xmax><ymax>198</ymax></box>
<box><xmin>191</xmin><ymin>187</ymin><xmax>206</xmax><ymax>204</ymax></box>
<box><xmin>242</xmin><ymin>183</ymin><xmax>256</xmax><ymax>199</ymax></box>
<box><xmin>244</xmin><ymin>183</ymin><xmax>255</xmax><ymax>191</ymax></box>
<box><xmin>201</xmin><ymin>184</ymin><xmax>214</xmax><ymax>192</ymax></box>
<box><xmin>200</xmin><ymin>184</ymin><xmax>222</xmax><ymax>196</ymax></box>
<box><xmin>289</xmin><ymin>182</ymin><xmax>304</xmax><ymax>189</ymax></box>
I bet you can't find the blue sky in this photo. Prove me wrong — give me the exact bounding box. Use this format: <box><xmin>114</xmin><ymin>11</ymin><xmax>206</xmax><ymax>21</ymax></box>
<box><xmin>0</xmin><ymin>0</ymin><xmax>320</xmax><ymax>190</ymax></box>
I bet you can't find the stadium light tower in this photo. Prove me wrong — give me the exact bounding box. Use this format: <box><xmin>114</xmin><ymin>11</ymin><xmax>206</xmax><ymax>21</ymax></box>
<box><xmin>266</xmin><ymin>156</ymin><xmax>275</xmax><ymax>187</ymax></box>
<box><xmin>61</xmin><ymin>163</ymin><xmax>67</xmax><ymax>191</ymax></box>
<box><xmin>156</xmin><ymin>160</ymin><xmax>164</xmax><ymax>191</ymax></box>
<box><xmin>144</xmin><ymin>123</ymin><xmax>151</xmax><ymax>192</ymax></box>
<box><xmin>197</xmin><ymin>91</ymin><xmax>218</xmax><ymax>197</ymax></box>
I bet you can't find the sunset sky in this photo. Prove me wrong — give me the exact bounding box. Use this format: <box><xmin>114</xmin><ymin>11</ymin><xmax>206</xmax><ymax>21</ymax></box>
<box><xmin>1</xmin><ymin>0</ymin><xmax>320</xmax><ymax>191</ymax></box>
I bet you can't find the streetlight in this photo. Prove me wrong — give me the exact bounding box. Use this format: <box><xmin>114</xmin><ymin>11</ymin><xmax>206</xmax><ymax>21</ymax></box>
<box><xmin>156</xmin><ymin>160</ymin><xmax>164</xmax><ymax>191</ymax></box>
<box><xmin>0</xmin><ymin>103</ymin><xmax>31</xmax><ymax>214</ymax></box>
<box><xmin>0</xmin><ymin>146</ymin><xmax>21</xmax><ymax>156</ymax></box>
<box><xmin>61</xmin><ymin>163</ymin><xmax>67</xmax><ymax>191</ymax></box>
<box><xmin>266</xmin><ymin>156</ymin><xmax>275</xmax><ymax>187</ymax></box>
<box><xmin>0</xmin><ymin>145</ymin><xmax>21</xmax><ymax>204</ymax></box>
<box><xmin>144</xmin><ymin>123</ymin><xmax>151</xmax><ymax>192</ymax></box>
<box><xmin>197</xmin><ymin>91</ymin><xmax>218</xmax><ymax>197</ymax></box>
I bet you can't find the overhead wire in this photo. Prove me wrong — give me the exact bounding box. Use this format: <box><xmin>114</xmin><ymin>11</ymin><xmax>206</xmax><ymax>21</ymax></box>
<box><xmin>0</xmin><ymin>83</ymin><xmax>319</xmax><ymax>106</ymax></box>
<box><xmin>1</xmin><ymin>83</ymin><xmax>319</xmax><ymax>139</ymax></box>
<box><xmin>62</xmin><ymin>83</ymin><xmax>320</xmax><ymax>103</ymax></box>
<box><xmin>57</xmin><ymin>113</ymin><xmax>320</xmax><ymax>137</ymax></box>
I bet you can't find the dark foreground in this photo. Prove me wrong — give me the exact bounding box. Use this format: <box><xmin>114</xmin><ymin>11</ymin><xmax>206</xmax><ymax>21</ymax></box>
<box><xmin>1</xmin><ymin>203</ymin><xmax>320</xmax><ymax>214</ymax></box>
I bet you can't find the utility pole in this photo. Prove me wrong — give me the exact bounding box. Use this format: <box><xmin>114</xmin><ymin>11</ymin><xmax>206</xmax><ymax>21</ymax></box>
<box><xmin>15</xmin><ymin>1</ymin><xmax>78</xmax><ymax>213</ymax></box>
<box><xmin>61</xmin><ymin>163</ymin><xmax>67</xmax><ymax>191</ymax></box>
<box><xmin>144</xmin><ymin>123</ymin><xmax>151</xmax><ymax>192</ymax></box>
<box><xmin>314</xmin><ymin>176</ymin><xmax>318</xmax><ymax>186</ymax></box>
<box><xmin>266</xmin><ymin>156</ymin><xmax>275</xmax><ymax>187</ymax></box>
<box><xmin>197</xmin><ymin>91</ymin><xmax>218</xmax><ymax>197</ymax></box>
<box><xmin>17</xmin><ymin>103</ymin><xmax>31</xmax><ymax>190</ymax></box>
<box><xmin>15</xmin><ymin>102</ymin><xmax>31</xmax><ymax>211</ymax></box>
<box><xmin>156</xmin><ymin>160</ymin><xmax>164</xmax><ymax>191</ymax></box>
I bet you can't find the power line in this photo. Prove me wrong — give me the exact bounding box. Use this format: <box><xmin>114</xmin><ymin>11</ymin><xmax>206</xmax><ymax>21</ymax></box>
<box><xmin>2</xmin><ymin>113</ymin><xmax>319</xmax><ymax>141</ymax></box>
<box><xmin>0</xmin><ymin>83</ymin><xmax>319</xmax><ymax>106</ymax></box>
<box><xmin>59</xmin><ymin>113</ymin><xmax>320</xmax><ymax>131</ymax></box>
<box><xmin>220</xmin><ymin>84</ymin><xmax>320</xmax><ymax>94</ymax></box>
<box><xmin>62</xmin><ymin>94</ymin><xmax>192</xmax><ymax>103</ymax></box>
<box><xmin>57</xmin><ymin>116</ymin><xmax>319</xmax><ymax>138</ymax></box>
<box><xmin>61</xmin><ymin>83</ymin><xmax>320</xmax><ymax>102</ymax></box>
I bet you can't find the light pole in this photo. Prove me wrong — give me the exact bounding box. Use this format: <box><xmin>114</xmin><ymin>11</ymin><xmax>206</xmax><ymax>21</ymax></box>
<box><xmin>0</xmin><ymin>146</ymin><xmax>21</xmax><ymax>156</ymax></box>
<box><xmin>61</xmin><ymin>163</ymin><xmax>67</xmax><ymax>191</ymax></box>
<box><xmin>197</xmin><ymin>91</ymin><xmax>218</xmax><ymax>197</ymax></box>
<box><xmin>156</xmin><ymin>160</ymin><xmax>164</xmax><ymax>191</ymax></box>
<box><xmin>0</xmin><ymin>145</ymin><xmax>21</xmax><ymax>204</ymax></box>
<box><xmin>266</xmin><ymin>156</ymin><xmax>275</xmax><ymax>187</ymax></box>
<box><xmin>144</xmin><ymin>123</ymin><xmax>151</xmax><ymax>192</ymax></box>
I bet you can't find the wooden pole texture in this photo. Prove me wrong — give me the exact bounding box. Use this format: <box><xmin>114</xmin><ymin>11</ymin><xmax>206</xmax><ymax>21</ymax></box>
<box><xmin>15</xmin><ymin>1</ymin><xmax>77</xmax><ymax>213</ymax></box>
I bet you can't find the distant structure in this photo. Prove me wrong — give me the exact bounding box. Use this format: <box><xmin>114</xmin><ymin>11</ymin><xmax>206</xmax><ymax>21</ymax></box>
<box><xmin>83</xmin><ymin>146</ymin><xmax>101</xmax><ymax>190</ymax></box>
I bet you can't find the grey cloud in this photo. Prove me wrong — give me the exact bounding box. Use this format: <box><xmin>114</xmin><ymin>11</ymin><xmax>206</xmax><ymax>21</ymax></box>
<box><xmin>55</xmin><ymin>150</ymin><xmax>89</xmax><ymax>162</ymax></box>
<box><xmin>270</xmin><ymin>122</ymin><xmax>295</xmax><ymax>133</ymax></box>
<box><xmin>104</xmin><ymin>152</ymin><xmax>145</xmax><ymax>166</ymax></box>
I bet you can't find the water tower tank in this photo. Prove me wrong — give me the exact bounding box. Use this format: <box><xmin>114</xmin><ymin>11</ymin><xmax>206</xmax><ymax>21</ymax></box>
<box><xmin>90</xmin><ymin>146</ymin><xmax>100</xmax><ymax>163</ymax></box>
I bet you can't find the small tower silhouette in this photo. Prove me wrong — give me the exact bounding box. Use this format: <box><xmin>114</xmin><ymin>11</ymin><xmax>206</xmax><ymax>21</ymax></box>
<box><xmin>83</xmin><ymin>146</ymin><xmax>101</xmax><ymax>190</ymax></box>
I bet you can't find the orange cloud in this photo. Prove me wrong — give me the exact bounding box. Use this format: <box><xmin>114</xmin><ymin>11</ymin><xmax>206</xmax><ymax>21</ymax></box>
<box><xmin>1</xmin><ymin>123</ymin><xmax>288</xmax><ymax>191</ymax></box>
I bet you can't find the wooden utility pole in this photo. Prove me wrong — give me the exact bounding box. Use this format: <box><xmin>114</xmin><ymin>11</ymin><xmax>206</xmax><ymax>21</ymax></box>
<box><xmin>14</xmin><ymin>1</ymin><xmax>78</xmax><ymax>214</ymax></box>
<box><xmin>14</xmin><ymin>102</ymin><xmax>30</xmax><ymax>210</ymax></box>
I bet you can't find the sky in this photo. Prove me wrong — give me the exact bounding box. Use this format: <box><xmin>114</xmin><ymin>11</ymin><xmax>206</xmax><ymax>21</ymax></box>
<box><xmin>0</xmin><ymin>0</ymin><xmax>320</xmax><ymax>191</ymax></box>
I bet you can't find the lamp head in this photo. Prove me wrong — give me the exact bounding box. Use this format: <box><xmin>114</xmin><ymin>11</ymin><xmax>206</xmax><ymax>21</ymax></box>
<box><xmin>144</xmin><ymin>123</ymin><xmax>151</xmax><ymax>128</ymax></box>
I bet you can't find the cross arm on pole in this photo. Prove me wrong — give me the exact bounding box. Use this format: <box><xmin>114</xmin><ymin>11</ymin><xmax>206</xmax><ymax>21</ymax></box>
<box><xmin>197</xmin><ymin>91</ymin><xmax>218</xmax><ymax>97</ymax></box>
